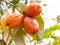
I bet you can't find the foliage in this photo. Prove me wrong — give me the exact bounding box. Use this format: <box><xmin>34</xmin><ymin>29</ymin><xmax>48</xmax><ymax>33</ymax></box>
<box><xmin>43</xmin><ymin>23</ymin><xmax>60</xmax><ymax>38</ymax></box>
<box><xmin>0</xmin><ymin>29</ymin><xmax>2</xmax><ymax>34</ymax></box>
<box><xmin>53</xmin><ymin>38</ymin><xmax>60</xmax><ymax>45</ymax></box>
<box><xmin>43</xmin><ymin>3</ymin><xmax>47</xmax><ymax>7</ymax></box>
<box><xmin>34</xmin><ymin>15</ymin><xmax>44</xmax><ymax>40</ymax></box>
<box><xmin>0</xmin><ymin>5</ymin><xmax>4</xmax><ymax>15</ymax></box>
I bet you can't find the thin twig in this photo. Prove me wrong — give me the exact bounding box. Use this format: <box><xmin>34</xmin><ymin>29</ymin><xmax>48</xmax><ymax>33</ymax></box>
<box><xmin>3</xmin><ymin>0</ymin><xmax>23</xmax><ymax>13</ymax></box>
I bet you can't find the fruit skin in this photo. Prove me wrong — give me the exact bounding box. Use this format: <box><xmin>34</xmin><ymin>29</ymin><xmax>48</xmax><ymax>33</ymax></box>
<box><xmin>23</xmin><ymin>17</ymin><xmax>39</xmax><ymax>34</ymax></box>
<box><xmin>25</xmin><ymin>4</ymin><xmax>42</xmax><ymax>17</ymax></box>
<box><xmin>6</xmin><ymin>13</ymin><xmax>24</xmax><ymax>28</ymax></box>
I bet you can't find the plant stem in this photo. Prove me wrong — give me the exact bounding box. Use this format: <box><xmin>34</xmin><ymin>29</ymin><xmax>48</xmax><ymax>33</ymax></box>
<box><xmin>3</xmin><ymin>0</ymin><xmax>23</xmax><ymax>13</ymax></box>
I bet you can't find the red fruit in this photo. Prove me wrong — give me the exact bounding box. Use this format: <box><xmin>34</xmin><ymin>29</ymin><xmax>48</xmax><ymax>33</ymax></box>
<box><xmin>23</xmin><ymin>17</ymin><xmax>39</xmax><ymax>34</ymax></box>
<box><xmin>25</xmin><ymin>4</ymin><xmax>42</xmax><ymax>17</ymax></box>
<box><xmin>6</xmin><ymin>13</ymin><xmax>24</xmax><ymax>28</ymax></box>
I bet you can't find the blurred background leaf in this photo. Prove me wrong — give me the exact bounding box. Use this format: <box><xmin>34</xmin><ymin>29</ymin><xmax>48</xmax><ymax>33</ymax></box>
<box><xmin>10</xmin><ymin>0</ymin><xmax>20</xmax><ymax>5</ymax></box>
<box><xmin>11</xmin><ymin>26</ymin><xmax>31</xmax><ymax>45</ymax></box>
<box><xmin>44</xmin><ymin>23</ymin><xmax>60</xmax><ymax>38</ymax></box>
<box><xmin>0</xmin><ymin>30</ymin><xmax>2</xmax><ymax>34</ymax></box>
<box><xmin>0</xmin><ymin>0</ymin><xmax>2</xmax><ymax>3</ymax></box>
<box><xmin>53</xmin><ymin>38</ymin><xmax>60</xmax><ymax>45</ymax></box>
<box><xmin>43</xmin><ymin>3</ymin><xmax>47</xmax><ymax>7</ymax></box>
<box><xmin>0</xmin><ymin>6</ymin><xmax>4</xmax><ymax>15</ymax></box>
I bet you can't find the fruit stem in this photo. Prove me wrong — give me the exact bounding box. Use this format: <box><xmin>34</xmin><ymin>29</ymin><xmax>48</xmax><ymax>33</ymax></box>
<box><xmin>3</xmin><ymin>0</ymin><xmax>23</xmax><ymax>14</ymax></box>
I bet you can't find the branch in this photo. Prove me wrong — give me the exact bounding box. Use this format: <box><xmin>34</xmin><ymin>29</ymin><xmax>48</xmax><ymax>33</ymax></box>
<box><xmin>3</xmin><ymin>0</ymin><xmax>23</xmax><ymax>13</ymax></box>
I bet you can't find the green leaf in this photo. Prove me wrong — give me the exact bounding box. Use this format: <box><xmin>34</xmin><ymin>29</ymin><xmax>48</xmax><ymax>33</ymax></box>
<box><xmin>0</xmin><ymin>30</ymin><xmax>2</xmax><ymax>34</ymax></box>
<box><xmin>31</xmin><ymin>34</ymin><xmax>40</xmax><ymax>41</ymax></box>
<box><xmin>31</xmin><ymin>15</ymin><xmax>44</xmax><ymax>41</ymax></box>
<box><xmin>10</xmin><ymin>0</ymin><xmax>20</xmax><ymax>5</ymax></box>
<box><xmin>25</xmin><ymin>0</ymin><xmax>27</xmax><ymax>4</ymax></box>
<box><xmin>0</xmin><ymin>0</ymin><xmax>2</xmax><ymax>3</ymax></box>
<box><xmin>12</xmin><ymin>7</ymin><xmax>15</xmax><ymax>12</ymax></box>
<box><xmin>18</xmin><ymin>4</ymin><xmax>26</xmax><ymax>13</ymax></box>
<box><xmin>3</xmin><ymin>27</ymin><xmax>11</xmax><ymax>44</ymax></box>
<box><xmin>44</xmin><ymin>23</ymin><xmax>60</xmax><ymax>38</ymax></box>
<box><xmin>43</xmin><ymin>3</ymin><xmax>47</xmax><ymax>7</ymax></box>
<box><xmin>0</xmin><ymin>6</ymin><xmax>4</xmax><ymax>15</ymax></box>
<box><xmin>53</xmin><ymin>38</ymin><xmax>60</xmax><ymax>45</ymax></box>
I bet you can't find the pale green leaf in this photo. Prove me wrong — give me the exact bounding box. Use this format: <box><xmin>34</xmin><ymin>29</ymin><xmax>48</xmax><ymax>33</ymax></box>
<box><xmin>0</xmin><ymin>30</ymin><xmax>2</xmax><ymax>34</ymax></box>
<box><xmin>11</xmin><ymin>26</ymin><xmax>26</xmax><ymax>45</ymax></box>
<box><xmin>43</xmin><ymin>3</ymin><xmax>47</xmax><ymax>7</ymax></box>
<box><xmin>44</xmin><ymin>23</ymin><xmax>60</xmax><ymax>38</ymax></box>
<box><xmin>31</xmin><ymin>15</ymin><xmax>44</xmax><ymax>41</ymax></box>
<box><xmin>18</xmin><ymin>4</ymin><xmax>26</xmax><ymax>13</ymax></box>
<box><xmin>12</xmin><ymin>26</ymin><xmax>31</xmax><ymax>45</ymax></box>
<box><xmin>31</xmin><ymin>34</ymin><xmax>40</xmax><ymax>41</ymax></box>
<box><xmin>53</xmin><ymin>38</ymin><xmax>60</xmax><ymax>45</ymax></box>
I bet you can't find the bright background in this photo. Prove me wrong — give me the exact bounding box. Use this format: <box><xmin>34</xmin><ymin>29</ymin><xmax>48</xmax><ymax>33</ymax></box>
<box><xmin>41</xmin><ymin>0</ymin><xmax>60</xmax><ymax>29</ymax></box>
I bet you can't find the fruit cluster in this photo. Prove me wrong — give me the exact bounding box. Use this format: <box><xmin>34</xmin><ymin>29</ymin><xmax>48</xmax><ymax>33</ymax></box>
<box><xmin>6</xmin><ymin>4</ymin><xmax>42</xmax><ymax>35</ymax></box>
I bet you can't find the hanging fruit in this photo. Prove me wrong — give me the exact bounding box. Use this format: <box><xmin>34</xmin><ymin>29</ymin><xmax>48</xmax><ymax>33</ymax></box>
<box><xmin>6</xmin><ymin>13</ymin><xmax>24</xmax><ymax>28</ymax></box>
<box><xmin>23</xmin><ymin>16</ymin><xmax>39</xmax><ymax>34</ymax></box>
<box><xmin>25</xmin><ymin>3</ymin><xmax>42</xmax><ymax>17</ymax></box>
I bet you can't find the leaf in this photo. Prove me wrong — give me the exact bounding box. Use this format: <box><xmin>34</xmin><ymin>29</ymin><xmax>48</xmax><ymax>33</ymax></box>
<box><xmin>25</xmin><ymin>0</ymin><xmax>27</xmax><ymax>4</ymax></box>
<box><xmin>0</xmin><ymin>0</ymin><xmax>2</xmax><ymax>3</ymax></box>
<box><xmin>0</xmin><ymin>9</ymin><xmax>9</xmax><ymax>32</ymax></box>
<box><xmin>1</xmin><ymin>15</ymin><xmax>7</xmax><ymax>33</ymax></box>
<box><xmin>12</xmin><ymin>6</ymin><xmax>15</xmax><ymax>12</ymax></box>
<box><xmin>0</xmin><ymin>6</ymin><xmax>4</xmax><ymax>15</ymax></box>
<box><xmin>31</xmin><ymin>15</ymin><xmax>44</xmax><ymax>41</ymax></box>
<box><xmin>43</xmin><ymin>3</ymin><xmax>47</xmax><ymax>7</ymax></box>
<box><xmin>47</xmin><ymin>42</ymin><xmax>50</xmax><ymax>45</ymax></box>
<box><xmin>31</xmin><ymin>34</ymin><xmax>40</xmax><ymax>41</ymax></box>
<box><xmin>18</xmin><ymin>4</ymin><xmax>26</xmax><ymax>13</ymax></box>
<box><xmin>10</xmin><ymin>0</ymin><xmax>20</xmax><ymax>5</ymax></box>
<box><xmin>11</xmin><ymin>27</ymin><xmax>26</xmax><ymax>45</ymax></box>
<box><xmin>44</xmin><ymin>23</ymin><xmax>60</xmax><ymax>38</ymax></box>
<box><xmin>0</xmin><ymin>29</ymin><xmax>2</xmax><ymax>34</ymax></box>
<box><xmin>53</xmin><ymin>38</ymin><xmax>60</xmax><ymax>45</ymax></box>
<box><xmin>7</xmin><ymin>36</ymin><xmax>13</xmax><ymax>45</ymax></box>
<box><xmin>12</xmin><ymin>26</ymin><xmax>31</xmax><ymax>45</ymax></box>
<box><xmin>35</xmin><ymin>15</ymin><xmax>44</xmax><ymax>40</ymax></box>
<box><xmin>3</xmin><ymin>27</ymin><xmax>11</xmax><ymax>45</ymax></box>
<box><xmin>57</xmin><ymin>15</ymin><xmax>60</xmax><ymax>23</ymax></box>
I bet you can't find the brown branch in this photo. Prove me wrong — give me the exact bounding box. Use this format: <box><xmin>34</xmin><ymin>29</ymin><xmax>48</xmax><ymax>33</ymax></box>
<box><xmin>3</xmin><ymin>0</ymin><xmax>23</xmax><ymax>13</ymax></box>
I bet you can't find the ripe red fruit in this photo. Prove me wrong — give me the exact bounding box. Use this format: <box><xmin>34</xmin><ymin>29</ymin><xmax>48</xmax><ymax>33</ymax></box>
<box><xmin>6</xmin><ymin>13</ymin><xmax>24</xmax><ymax>28</ymax></box>
<box><xmin>25</xmin><ymin>4</ymin><xmax>42</xmax><ymax>17</ymax></box>
<box><xmin>23</xmin><ymin>17</ymin><xmax>39</xmax><ymax>34</ymax></box>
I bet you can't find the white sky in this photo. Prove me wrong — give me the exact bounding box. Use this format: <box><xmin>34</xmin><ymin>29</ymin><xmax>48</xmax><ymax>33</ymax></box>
<box><xmin>41</xmin><ymin>0</ymin><xmax>60</xmax><ymax>29</ymax></box>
